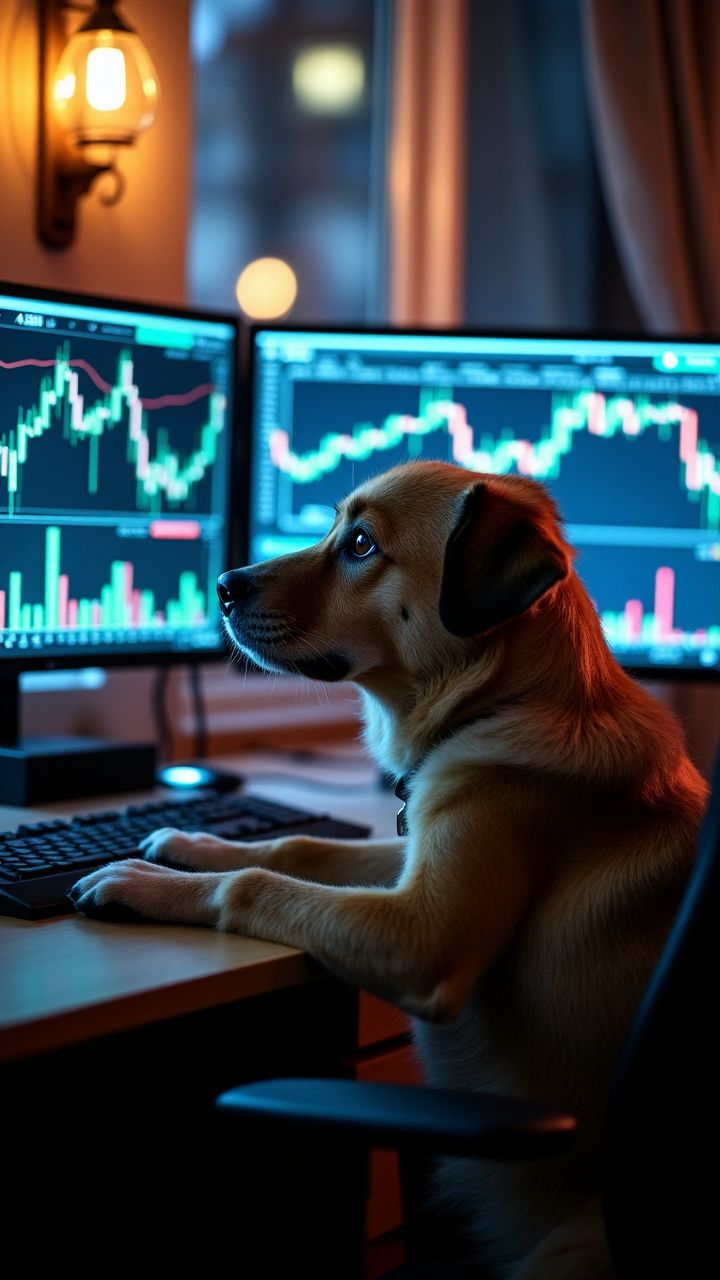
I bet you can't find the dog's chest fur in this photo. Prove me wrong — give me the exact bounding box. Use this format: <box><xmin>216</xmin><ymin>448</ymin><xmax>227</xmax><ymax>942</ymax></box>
<box><xmin>408</xmin><ymin>876</ymin><xmax>676</xmax><ymax>1274</ymax></box>
<box><xmin>364</xmin><ymin>707</ymin><xmax>696</xmax><ymax>1274</ymax></box>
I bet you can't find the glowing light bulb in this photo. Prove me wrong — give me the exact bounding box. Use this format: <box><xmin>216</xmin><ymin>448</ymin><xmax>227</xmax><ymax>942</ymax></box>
<box><xmin>235</xmin><ymin>258</ymin><xmax>298</xmax><ymax>320</ymax></box>
<box><xmin>51</xmin><ymin>6</ymin><xmax>160</xmax><ymax>155</ymax></box>
<box><xmin>85</xmin><ymin>47</ymin><xmax>127</xmax><ymax>111</ymax></box>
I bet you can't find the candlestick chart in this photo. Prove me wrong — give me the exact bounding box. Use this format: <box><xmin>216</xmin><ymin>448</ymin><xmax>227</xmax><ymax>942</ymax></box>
<box><xmin>0</xmin><ymin>341</ymin><xmax>227</xmax><ymax>517</ymax></box>
<box><xmin>268</xmin><ymin>384</ymin><xmax>720</xmax><ymax>532</ymax></box>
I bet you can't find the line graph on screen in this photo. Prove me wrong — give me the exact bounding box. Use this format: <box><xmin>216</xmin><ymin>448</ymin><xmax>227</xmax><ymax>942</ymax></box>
<box><xmin>269</xmin><ymin>388</ymin><xmax>720</xmax><ymax>530</ymax></box>
<box><xmin>0</xmin><ymin>344</ymin><xmax>226</xmax><ymax>516</ymax></box>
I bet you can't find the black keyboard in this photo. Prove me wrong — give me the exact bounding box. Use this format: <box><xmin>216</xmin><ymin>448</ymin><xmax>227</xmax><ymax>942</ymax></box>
<box><xmin>0</xmin><ymin>793</ymin><xmax>371</xmax><ymax>919</ymax></box>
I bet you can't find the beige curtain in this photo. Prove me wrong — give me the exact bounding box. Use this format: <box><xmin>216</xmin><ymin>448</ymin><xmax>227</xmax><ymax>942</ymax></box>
<box><xmin>582</xmin><ymin>1</ymin><xmax>720</xmax><ymax>776</ymax></box>
<box><xmin>388</xmin><ymin>0</ymin><xmax>468</xmax><ymax>325</ymax></box>
<box><xmin>582</xmin><ymin>0</ymin><xmax>720</xmax><ymax>333</ymax></box>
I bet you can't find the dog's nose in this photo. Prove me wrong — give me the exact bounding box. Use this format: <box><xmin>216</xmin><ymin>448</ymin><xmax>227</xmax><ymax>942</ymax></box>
<box><xmin>216</xmin><ymin>569</ymin><xmax>258</xmax><ymax>616</ymax></box>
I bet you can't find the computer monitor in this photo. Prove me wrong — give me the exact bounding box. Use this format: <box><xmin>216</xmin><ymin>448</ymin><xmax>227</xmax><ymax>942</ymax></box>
<box><xmin>246</xmin><ymin>326</ymin><xmax>720</xmax><ymax>678</ymax></box>
<box><xmin>0</xmin><ymin>282</ymin><xmax>238</xmax><ymax>669</ymax></box>
<box><xmin>0</xmin><ymin>282</ymin><xmax>239</xmax><ymax>802</ymax></box>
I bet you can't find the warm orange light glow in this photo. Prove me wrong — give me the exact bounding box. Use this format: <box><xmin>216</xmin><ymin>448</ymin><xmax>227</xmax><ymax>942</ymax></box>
<box><xmin>235</xmin><ymin>258</ymin><xmax>298</xmax><ymax>320</ymax></box>
<box><xmin>52</xmin><ymin>27</ymin><xmax>160</xmax><ymax>154</ymax></box>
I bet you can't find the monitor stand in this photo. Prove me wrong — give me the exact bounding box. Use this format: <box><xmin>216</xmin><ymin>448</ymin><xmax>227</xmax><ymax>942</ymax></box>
<box><xmin>0</xmin><ymin>671</ymin><xmax>156</xmax><ymax>807</ymax></box>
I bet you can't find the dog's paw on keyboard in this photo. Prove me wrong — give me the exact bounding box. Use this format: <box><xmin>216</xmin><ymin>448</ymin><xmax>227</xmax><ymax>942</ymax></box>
<box><xmin>67</xmin><ymin>894</ymin><xmax>146</xmax><ymax>923</ymax></box>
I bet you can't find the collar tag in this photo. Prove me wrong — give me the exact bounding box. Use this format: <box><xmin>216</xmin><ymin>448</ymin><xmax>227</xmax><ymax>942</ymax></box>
<box><xmin>395</xmin><ymin>776</ymin><xmax>410</xmax><ymax>837</ymax></box>
<box><xmin>396</xmin><ymin>801</ymin><xmax>408</xmax><ymax>837</ymax></box>
<box><xmin>390</xmin><ymin>696</ymin><xmax>525</xmax><ymax>842</ymax></box>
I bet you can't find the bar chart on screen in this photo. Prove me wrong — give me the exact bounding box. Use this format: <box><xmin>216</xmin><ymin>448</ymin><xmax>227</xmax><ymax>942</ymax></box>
<box><xmin>0</xmin><ymin>526</ymin><xmax>208</xmax><ymax>636</ymax></box>
<box><xmin>598</xmin><ymin>561</ymin><xmax>720</xmax><ymax>661</ymax></box>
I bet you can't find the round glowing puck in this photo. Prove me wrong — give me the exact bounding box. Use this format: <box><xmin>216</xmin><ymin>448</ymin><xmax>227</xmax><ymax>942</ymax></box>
<box><xmin>156</xmin><ymin>764</ymin><xmax>242</xmax><ymax>793</ymax></box>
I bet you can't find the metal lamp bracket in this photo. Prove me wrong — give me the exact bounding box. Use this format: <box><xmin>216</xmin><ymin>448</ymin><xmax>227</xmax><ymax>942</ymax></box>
<box><xmin>37</xmin><ymin>0</ymin><xmax>114</xmax><ymax>249</ymax></box>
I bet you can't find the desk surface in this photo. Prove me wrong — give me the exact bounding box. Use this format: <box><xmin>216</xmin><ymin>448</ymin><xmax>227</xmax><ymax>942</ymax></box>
<box><xmin>0</xmin><ymin>746</ymin><xmax>397</xmax><ymax>1063</ymax></box>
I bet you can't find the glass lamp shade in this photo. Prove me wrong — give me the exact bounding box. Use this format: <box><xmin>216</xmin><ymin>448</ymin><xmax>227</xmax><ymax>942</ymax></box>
<box><xmin>52</xmin><ymin>26</ymin><xmax>160</xmax><ymax>160</ymax></box>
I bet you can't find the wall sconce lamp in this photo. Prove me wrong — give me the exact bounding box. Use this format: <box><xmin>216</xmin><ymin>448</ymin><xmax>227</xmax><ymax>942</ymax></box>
<box><xmin>37</xmin><ymin>0</ymin><xmax>160</xmax><ymax>249</ymax></box>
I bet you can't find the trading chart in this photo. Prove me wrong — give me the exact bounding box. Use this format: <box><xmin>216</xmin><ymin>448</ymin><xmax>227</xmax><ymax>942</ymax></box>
<box><xmin>250</xmin><ymin>331</ymin><xmax>720</xmax><ymax>673</ymax></box>
<box><xmin>0</xmin><ymin>292</ymin><xmax>235</xmax><ymax>659</ymax></box>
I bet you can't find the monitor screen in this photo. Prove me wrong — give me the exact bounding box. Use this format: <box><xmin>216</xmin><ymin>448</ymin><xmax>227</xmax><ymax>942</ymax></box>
<box><xmin>248</xmin><ymin>328</ymin><xmax>720</xmax><ymax>676</ymax></box>
<box><xmin>0</xmin><ymin>285</ymin><xmax>238</xmax><ymax>665</ymax></box>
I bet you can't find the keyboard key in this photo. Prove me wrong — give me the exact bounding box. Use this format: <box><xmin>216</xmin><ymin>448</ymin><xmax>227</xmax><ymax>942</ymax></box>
<box><xmin>64</xmin><ymin>856</ymin><xmax>109</xmax><ymax>870</ymax></box>
<box><xmin>15</xmin><ymin>821</ymin><xmax>67</xmax><ymax>835</ymax></box>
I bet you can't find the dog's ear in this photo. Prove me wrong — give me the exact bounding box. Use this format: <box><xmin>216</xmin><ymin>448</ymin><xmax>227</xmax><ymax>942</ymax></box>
<box><xmin>439</xmin><ymin>483</ymin><xmax>569</xmax><ymax>637</ymax></box>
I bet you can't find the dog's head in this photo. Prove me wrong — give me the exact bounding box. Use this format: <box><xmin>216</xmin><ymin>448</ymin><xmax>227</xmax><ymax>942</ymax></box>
<box><xmin>218</xmin><ymin>462</ymin><xmax>571</xmax><ymax>685</ymax></box>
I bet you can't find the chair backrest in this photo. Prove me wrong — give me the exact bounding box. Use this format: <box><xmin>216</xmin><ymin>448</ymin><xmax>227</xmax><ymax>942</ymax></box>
<box><xmin>601</xmin><ymin>745</ymin><xmax>720</xmax><ymax>1277</ymax></box>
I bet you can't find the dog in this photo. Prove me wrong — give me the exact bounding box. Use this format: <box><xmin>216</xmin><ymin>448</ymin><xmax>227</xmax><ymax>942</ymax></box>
<box><xmin>71</xmin><ymin>460</ymin><xmax>709</xmax><ymax>1278</ymax></box>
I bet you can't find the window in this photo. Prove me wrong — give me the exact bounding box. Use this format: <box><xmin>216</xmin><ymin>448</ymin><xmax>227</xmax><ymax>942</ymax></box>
<box><xmin>190</xmin><ymin>0</ymin><xmax>387</xmax><ymax>322</ymax></box>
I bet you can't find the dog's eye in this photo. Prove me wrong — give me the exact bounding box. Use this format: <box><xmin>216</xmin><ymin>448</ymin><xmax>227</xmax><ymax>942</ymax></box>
<box><xmin>351</xmin><ymin>528</ymin><xmax>377</xmax><ymax>558</ymax></box>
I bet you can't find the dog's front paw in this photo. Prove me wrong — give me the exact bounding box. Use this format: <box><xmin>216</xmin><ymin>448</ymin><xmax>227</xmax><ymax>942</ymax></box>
<box><xmin>140</xmin><ymin>827</ymin><xmax>227</xmax><ymax>869</ymax></box>
<box><xmin>68</xmin><ymin>858</ymin><xmax>220</xmax><ymax>926</ymax></box>
<box><xmin>140</xmin><ymin>827</ymin><xmax>262</xmax><ymax>871</ymax></box>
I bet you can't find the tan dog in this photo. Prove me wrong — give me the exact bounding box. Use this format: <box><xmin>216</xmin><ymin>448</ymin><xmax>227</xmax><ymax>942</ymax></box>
<box><xmin>72</xmin><ymin>461</ymin><xmax>709</xmax><ymax>1279</ymax></box>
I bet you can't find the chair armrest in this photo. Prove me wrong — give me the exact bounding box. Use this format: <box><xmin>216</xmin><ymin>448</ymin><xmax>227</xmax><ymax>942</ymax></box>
<box><xmin>215</xmin><ymin>1078</ymin><xmax>577</xmax><ymax>1159</ymax></box>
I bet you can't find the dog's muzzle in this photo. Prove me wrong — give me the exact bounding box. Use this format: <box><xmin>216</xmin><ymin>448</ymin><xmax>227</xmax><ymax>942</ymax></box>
<box><xmin>216</xmin><ymin>569</ymin><xmax>258</xmax><ymax>617</ymax></box>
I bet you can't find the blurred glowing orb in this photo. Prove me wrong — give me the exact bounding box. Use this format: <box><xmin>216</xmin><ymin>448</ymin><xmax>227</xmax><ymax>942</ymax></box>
<box><xmin>292</xmin><ymin>45</ymin><xmax>365</xmax><ymax>114</ymax></box>
<box><xmin>162</xmin><ymin>765</ymin><xmax>207</xmax><ymax>787</ymax></box>
<box><xmin>235</xmin><ymin>257</ymin><xmax>298</xmax><ymax>319</ymax></box>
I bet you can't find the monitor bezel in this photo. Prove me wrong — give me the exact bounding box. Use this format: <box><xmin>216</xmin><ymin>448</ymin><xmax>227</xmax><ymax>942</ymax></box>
<box><xmin>243</xmin><ymin>320</ymin><xmax>720</xmax><ymax>683</ymax></box>
<box><xmin>0</xmin><ymin>279</ymin><xmax>245</xmax><ymax>673</ymax></box>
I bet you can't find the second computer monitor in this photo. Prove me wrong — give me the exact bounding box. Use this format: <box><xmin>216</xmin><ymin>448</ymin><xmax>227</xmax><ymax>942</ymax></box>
<box><xmin>248</xmin><ymin>327</ymin><xmax>720</xmax><ymax>677</ymax></box>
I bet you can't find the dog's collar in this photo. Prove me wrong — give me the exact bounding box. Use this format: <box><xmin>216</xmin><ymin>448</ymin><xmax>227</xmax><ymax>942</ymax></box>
<box><xmin>394</xmin><ymin>692</ymin><xmax>528</xmax><ymax>837</ymax></box>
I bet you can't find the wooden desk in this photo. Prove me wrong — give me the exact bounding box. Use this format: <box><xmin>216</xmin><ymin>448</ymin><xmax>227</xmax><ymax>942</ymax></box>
<box><xmin>1</xmin><ymin>747</ymin><xmax>412</xmax><ymax>1271</ymax></box>
<box><xmin>0</xmin><ymin>746</ymin><xmax>399</xmax><ymax>1063</ymax></box>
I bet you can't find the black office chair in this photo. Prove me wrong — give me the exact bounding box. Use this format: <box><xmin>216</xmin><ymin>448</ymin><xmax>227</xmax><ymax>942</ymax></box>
<box><xmin>215</xmin><ymin>746</ymin><xmax>720</xmax><ymax>1279</ymax></box>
